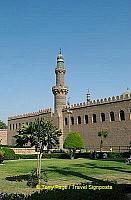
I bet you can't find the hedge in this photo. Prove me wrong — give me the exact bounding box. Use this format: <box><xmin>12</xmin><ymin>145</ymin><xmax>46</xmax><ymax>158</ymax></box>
<box><xmin>107</xmin><ymin>152</ymin><xmax>130</xmax><ymax>160</ymax></box>
<box><xmin>0</xmin><ymin>147</ymin><xmax>130</xmax><ymax>160</ymax></box>
<box><xmin>0</xmin><ymin>147</ymin><xmax>18</xmax><ymax>160</ymax></box>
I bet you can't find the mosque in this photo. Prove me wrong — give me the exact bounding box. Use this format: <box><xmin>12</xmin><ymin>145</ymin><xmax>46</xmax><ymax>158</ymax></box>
<box><xmin>7</xmin><ymin>51</ymin><xmax>131</xmax><ymax>151</ymax></box>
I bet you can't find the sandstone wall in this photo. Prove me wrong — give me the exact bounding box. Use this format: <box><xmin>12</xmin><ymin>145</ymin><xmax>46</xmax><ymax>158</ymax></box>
<box><xmin>0</xmin><ymin>129</ymin><xmax>7</xmax><ymax>145</ymax></box>
<box><xmin>63</xmin><ymin>98</ymin><xmax>131</xmax><ymax>150</ymax></box>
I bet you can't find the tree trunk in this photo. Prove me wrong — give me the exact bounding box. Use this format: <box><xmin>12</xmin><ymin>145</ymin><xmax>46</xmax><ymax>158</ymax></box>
<box><xmin>38</xmin><ymin>153</ymin><xmax>42</xmax><ymax>184</ymax></box>
<box><xmin>70</xmin><ymin>149</ymin><xmax>75</xmax><ymax>159</ymax></box>
<box><xmin>73</xmin><ymin>149</ymin><xmax>76</xmax><ymax>159</ymax></box>
<box><xmin>100</xmin><ymin>139</ymin><xmax>103</xmax><ymax>152</ymax></box>
<box><xmin>37</xmin><ymin>152</ymin><xmax>40</xmax><ymax>177</ymax></box>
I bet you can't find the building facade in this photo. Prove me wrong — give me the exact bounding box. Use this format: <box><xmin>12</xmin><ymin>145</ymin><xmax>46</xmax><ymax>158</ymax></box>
<box><xmin>7</xmin><ymin>51</ymin><xmax>131</xmax><ymax>150</ymax></box>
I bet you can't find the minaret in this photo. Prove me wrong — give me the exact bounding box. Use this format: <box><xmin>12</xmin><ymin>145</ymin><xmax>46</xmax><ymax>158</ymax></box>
<box><xmin>52</xmin><ymin>49</ymin><xmax>68</xmax><ymax>115</ymax></box>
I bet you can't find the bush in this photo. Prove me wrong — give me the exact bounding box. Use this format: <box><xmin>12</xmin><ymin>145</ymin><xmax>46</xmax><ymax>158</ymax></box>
<box><xmin>107</xmin><ymin>152</ymin><xmax>130</xmax><ymax>160</ymax></box>
<box><xmin>18</xmin><ymin>154</ymin><xmax>37</xmax><ymax>159</ymax></box>
<box><xmin>0</xmin><ymin>147</ymin><xmax>18</xmax><ymax>160</ymax></box>
<box><xmin>42</xmin><ymin>153</ymin><xmax>70</xmax><ymax>159</ymax></box>
<box><xmin>16</xmin><ymin>153</ymin><xmax>70</xmax><ymax>159</ymax></box>
<box><xmin>75</xmin><ymin>152</ymin><xmax>91</xmax><ymax>159</ymax></box>
<box><xmin>27</xmin><ymin>170</ymin><xmax>39</xmax><ymax>188</ymax></box>
<box><xmin>0</xmin><ymin>151</ymin><xmax>4</xmax><ymax>163</ymax></box>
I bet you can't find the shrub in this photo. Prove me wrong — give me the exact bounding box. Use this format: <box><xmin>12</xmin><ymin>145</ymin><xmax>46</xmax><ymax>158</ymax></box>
<box><xmin>42</xmin><ymin>153</ymin><xmax>70</xmax><ymax>159</ymax></box>
<box><xmin>27</xmin><ymin>170</ymin><xmax>39</xmax><ymax>188</ymax></box>
<box><xmin>17</xmin><ymin>153</ymin><xmax>70</xmax><ymax>159</ymax></box>
<box><xmin>0</xmin><ymin>147</ymin><xmax>18</xmax><ymax>160</ymax></box>
<box><xmin>75</xmin><ymin>152</ymin><xmax>91</xmax><ymax>159</ymax></box>
<box><xmin>0</xmin><ymin>151</ymin><xmax>4</xmax><ymax>163</ymax></box>
<box><xmin>18</xmin><ymin>154</ymin><xmax>37</xmax><ymax>159</ymax></box>
<box><xmin>107</xmin><ymin>152</ymin><xmax>130</xmax><ymax>160</ymax></box>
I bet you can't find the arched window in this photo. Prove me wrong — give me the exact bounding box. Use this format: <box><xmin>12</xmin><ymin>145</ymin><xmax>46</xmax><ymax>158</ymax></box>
<box><xmin>16</xmin><ymin>123</ymin><xmax>17</xmax><ymax>130</ymax></box>
<box><xmin>84</xmin><ymin>115</ymin><xmax>88</xmax><ymax>124</ymax></box>
<box><xmin>101</xmin><ymin>113</ymin><xmax>105</xmax><ymax>122</ymax></box>
<box><xmin>26</xmin><ymin>122</ymin><xmax>28</xmax><ymax>126</ymax></box>
<box><xmin>77</xmin><ymin>116</ymin><xmax>81</xmax><ymax>124</ymax></box>
<box><xmin>71</xmin><ymin>117</ymin><xmax>74</xmax><ymax>125</ymax></box>
<box><xmin>19</xmin><ymin>123</ymin><xmax>21</xmax><ymax>129</ymax></box>
<box><xmin>93</xmin><ymin>114</ymin><xmax>97</xmax><ymax>123</ymax></box>
<box><xmin>120</xmin><ymin>110</ymin><xmax>125</xmax><ymax>121</ymax></box>
<box><xmin>10</xmin><ymin>124</ymin><xmax>11</xmax><ymax>130</ymax></box>
<box><xmin>13</xmin><ymin>124</ymin><xmax>14</xmax><ymax>130</ymax></box>
<box><xmin>110</xmin><ymin>112</ymin><xmax>115</xmax><ymax>121</ymax></box>
<box><xmin>65</xmin><ymin>117</ymin><xmax>68</xmax><ymax>125</ymax></box>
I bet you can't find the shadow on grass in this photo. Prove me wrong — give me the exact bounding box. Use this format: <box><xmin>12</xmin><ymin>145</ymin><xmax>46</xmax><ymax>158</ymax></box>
<box><xmin>6</xmin><ymin>174</ymin><xmax>30</xmax><ymax>182</ymax></box>
<box><xmin>71</xmin><ymin>162</ymin><xmax>131</xmax><ymax>174</ymax></box>
<box><xmin>46</xmin><ymin>166</ymin><xmax>131</xmax><ymax>193</ymax></box>
<box><xmin>46</xmin><ymin>165</ymin><xmax>115</xmax><ymax>184</ymax></box>
<box><xmin>4</xmin><ymin>163</ymin><xmax>131</xmax><ymax>200</ymax></box>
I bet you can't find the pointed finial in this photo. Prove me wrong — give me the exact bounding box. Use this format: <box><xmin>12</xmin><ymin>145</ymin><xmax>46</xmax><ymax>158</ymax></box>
<box><xmin>59</xmin><ymin>48</ymin><xmax>62</xmax><ymax>54</ymax></box>
<box><xmin>86</xmin><ymin>89</ymin><xmax>90</xmax><ymax>104</ymax></box>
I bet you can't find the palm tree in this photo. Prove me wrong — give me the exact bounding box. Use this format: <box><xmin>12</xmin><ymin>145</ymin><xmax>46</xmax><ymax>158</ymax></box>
<box><xmin>98</xmin><ymin>130</ymin><xmax>109</xmax><ymax>152</ymax></box>
<box><xmin>14</xmin><ymin>119</ymin><xmax>61</xmax><ymax>182</ymax></box>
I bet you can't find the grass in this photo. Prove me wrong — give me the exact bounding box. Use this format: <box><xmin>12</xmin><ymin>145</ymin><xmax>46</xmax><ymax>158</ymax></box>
<box><xmin>0</xmin><ymin>158</ymin><xmax>131</xmax><ymax>194</ymax></box>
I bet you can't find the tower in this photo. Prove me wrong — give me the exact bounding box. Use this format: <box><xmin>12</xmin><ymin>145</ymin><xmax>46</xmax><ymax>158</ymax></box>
<box><xmin>52</xmin><ymin>50</ymin><xmax>68</xmax><ymax>149</ymax></box>
<box><xmin>52</xmin><ymin>50</ymin><xmax>68</xmax><ymax>115</ymax></box>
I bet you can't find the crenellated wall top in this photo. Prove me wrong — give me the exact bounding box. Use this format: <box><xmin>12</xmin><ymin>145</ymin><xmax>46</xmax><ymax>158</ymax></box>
<box><xmin>8</xmin><ymin>108</ymin><xmax>52</xmax><ymax>120</ymax></box>
<box><xmin>63</xmin><ymin>93</ymin><xmax>131</xmax><ymax>110</ymax></box>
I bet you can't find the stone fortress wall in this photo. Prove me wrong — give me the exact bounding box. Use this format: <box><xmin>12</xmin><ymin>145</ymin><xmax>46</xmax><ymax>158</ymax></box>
<box><xmin>8</xmin><ymin>93</ymin><xmax>131</xmax><ymax>150</ymax></box>
<box><xmin>7</xmin><ymin>108</ymin><xmax>59</xmax><ymax>145</ymax></box>
<box><xmin>0</xmin><ymin>129</ymin><xmax>7</xmax><ymax>145</ymax></box>
<box><xmin>6</xmin><ymin>51</ymin><xmax>131</xmax><ymax>150</ymax></box>
<box><xmin>63</xmin><ymin>93</ymin><xmax>131</xmax><ymax>151</ymax></box>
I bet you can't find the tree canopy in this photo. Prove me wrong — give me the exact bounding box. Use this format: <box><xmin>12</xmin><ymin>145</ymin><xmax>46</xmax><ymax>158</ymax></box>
<box><xmin>0</xmin><ymin>120</ymin><xmax>7</xmax><ymax>129</ymax></box>
<box><xmin>98</xmin><ymin>130</ymin><xmax>109</xmax><ymax>138</ymax></box>
<box><xmin>14</xmin><ymin>119</ymin><xmax>62</xmax><ymax>180</ymax></box>
<box><xmin>64</xmin><ymin>131</ymin><xmax>85</xmax><ymax>149</ymax></box>
<box><xmin>63</xmin><ymin>131</ymin><xmax>85</xmax><ymax>159</ymax></box>
<box><xmin>14</xmin><ymin>119</ymin><xmax>62</xmax><ymax>151</ymax></box>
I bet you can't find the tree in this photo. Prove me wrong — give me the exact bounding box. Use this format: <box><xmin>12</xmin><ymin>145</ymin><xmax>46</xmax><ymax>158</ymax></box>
<box><xmin>14</xmin><ymin>119</ymin><xmax>62</xmax><ymax>183</ymax></box>
<box><xmin>0</xmin><ymin>120</ymin><xmax>7</xmax><ymax>129</ymax></box>
<box><xmin>98</xmin><ymin>130</ymin><xmax>109</xmax><ymax>152</ymax></box>
<box><xmin>63</xmin><ymin>131</ymin><xmax>85</xmax><ymax>159</ymax></box>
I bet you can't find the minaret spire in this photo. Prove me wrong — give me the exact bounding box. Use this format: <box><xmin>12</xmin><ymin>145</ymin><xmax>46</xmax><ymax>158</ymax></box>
<box><xmin>86</xmin><ymin>89</ymin><xmax>90</xmax><ymax>104</ymax></box>
<box><xmin>52</xmin><ymin>51</ymin><xmax>68</xmax><ymax>114</ymax></box>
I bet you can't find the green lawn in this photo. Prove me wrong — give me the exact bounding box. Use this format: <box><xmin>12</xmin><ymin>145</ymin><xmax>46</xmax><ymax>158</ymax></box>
<box><xmin>0</xmin><ymin>158</ymin><xmax>131</xmax><ymax>194</ymax></box>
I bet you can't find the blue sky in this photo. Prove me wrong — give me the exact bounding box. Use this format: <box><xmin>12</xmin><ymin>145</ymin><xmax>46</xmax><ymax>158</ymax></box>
<box><xmin>0</xmin><ymin>0</ymin><xmax>131</xmax><ymax>123</ymax></box>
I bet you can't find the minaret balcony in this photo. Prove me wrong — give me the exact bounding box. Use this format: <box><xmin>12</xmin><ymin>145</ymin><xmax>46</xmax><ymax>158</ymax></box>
<box><xmin>55</xmin><ymin>68</ymin><xmax>66</xmax><ymax>74</ymax></box>
<box><xmin>52</xmin><ymin>85</ymin><xmax>68</xmax><ymax>94</ymax></box>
